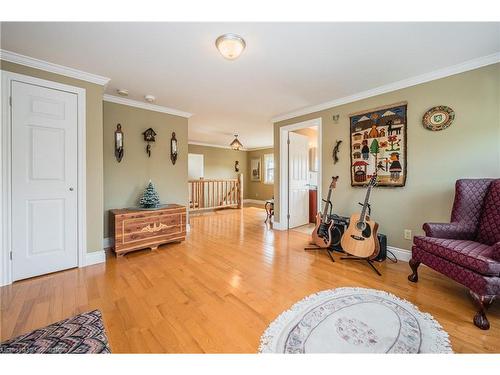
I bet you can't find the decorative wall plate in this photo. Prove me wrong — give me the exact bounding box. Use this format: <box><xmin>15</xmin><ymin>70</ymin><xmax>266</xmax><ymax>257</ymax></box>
<box><xmin>423</xmin><ymin>106</ymin><xmax>455</xmax><ymax>131</ymax></box>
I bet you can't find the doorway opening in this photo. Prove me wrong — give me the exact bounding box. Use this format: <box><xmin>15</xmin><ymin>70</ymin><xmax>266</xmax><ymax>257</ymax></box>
<box><xmin>279</xmin><ymin>118</ymin><xmax>322</xmax><ymax>230</ymax></box>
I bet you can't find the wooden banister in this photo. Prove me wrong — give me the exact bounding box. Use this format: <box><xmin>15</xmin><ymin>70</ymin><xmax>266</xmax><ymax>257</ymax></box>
<box><xmin>188</xmin><ymin>174</ymin><xmax>243</xmax><ymax>212</ymax></box>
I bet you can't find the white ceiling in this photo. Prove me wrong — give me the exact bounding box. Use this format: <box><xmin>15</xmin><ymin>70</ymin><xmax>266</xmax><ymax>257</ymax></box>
<box><xmin>1</xmin><ymin>22</ymin><xmax>499</xmax><ymax>148</ymax></box>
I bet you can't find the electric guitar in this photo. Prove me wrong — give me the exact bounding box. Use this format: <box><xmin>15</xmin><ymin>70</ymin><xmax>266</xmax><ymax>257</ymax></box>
<box><xmin>341</xmin><ymin>174</ymin><xmax>380</xmax><ymax>259</ymax></box>
<box><xmin>311</xmin><ymin>176</ymin><xmax>339</xmax><ymax>248</ymax></box>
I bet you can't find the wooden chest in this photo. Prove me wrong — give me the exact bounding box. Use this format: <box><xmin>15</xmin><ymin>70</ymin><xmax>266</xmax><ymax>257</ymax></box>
<box><xmin>109</xmin><ymin>204</ymin><xmax>186</xmax><ymax>256</ymax></box>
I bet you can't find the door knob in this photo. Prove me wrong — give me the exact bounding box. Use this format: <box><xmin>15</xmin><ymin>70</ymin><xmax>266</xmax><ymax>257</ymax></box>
<box><xmin>69</xmin><ymin>187</ymin><xmax>74</xmax><ymax>191</ymax></box>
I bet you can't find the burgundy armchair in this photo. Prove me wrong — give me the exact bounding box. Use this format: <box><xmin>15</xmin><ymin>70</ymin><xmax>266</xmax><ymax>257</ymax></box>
<box><xmin>408</xmin><ymin>179</ymin><xmax>500</xmax><ymax>330</ymax></box>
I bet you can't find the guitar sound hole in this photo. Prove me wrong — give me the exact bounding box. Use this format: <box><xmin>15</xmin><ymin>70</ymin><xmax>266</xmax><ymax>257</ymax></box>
<box><xmin>362</xmin><ymin>223</ymin><xmax>372</xmax><ymax>238</ymax></box>
<box><xmin>356</xmin><ymin>222</ymin><xmax>366</xmax><ymax>231</ymax></box>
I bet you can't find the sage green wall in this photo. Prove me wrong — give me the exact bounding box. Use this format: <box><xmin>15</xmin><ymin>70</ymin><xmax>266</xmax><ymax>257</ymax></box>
<box><xmin>1</xmin><ymin>61</ymin><xmax>105</xmax><ymax>253</ymax></box>
<box><xmin>187</xmin><ymin>144</ymin><xmax>249</xmax><ymax>198</ymax></box>
<box><xmin>103</xmin><ymin>102</ymin><xmax>188</xmax><ymax>237</ymax></box>
<box><xmin>247</xmin><ymin>148</ymin><xmax>274</xmax><ymax>200</ymax></box>
<box><xmin>274</xmin><ymin>63</ymin><xmax>500</xmax><ymax>250</ymax></box>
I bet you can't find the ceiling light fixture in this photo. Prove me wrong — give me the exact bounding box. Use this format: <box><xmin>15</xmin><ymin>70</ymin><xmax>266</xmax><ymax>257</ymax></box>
<box><xmin>117</xmin><ymin>89</ymin><xmax>129</xmax><ymax>96</ymax></box>
<box><xmin>230</xmin><ymin>134</ymin><xmax>243</xmax><ymax>150</ymax></box>
<box><xmin>215</xmin><ymin>33</ymin><xmax>246</xmax><ymax>60</ymax></box>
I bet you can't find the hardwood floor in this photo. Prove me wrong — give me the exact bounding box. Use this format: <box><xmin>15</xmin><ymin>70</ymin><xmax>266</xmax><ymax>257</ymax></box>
<box><xmin>1</xmin><ymin>207</ymin><xmax>499</xmax><ymax>353</ymax></box>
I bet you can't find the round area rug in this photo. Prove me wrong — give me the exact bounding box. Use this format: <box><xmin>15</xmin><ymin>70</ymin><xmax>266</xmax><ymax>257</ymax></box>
<box><xmin>259</xmin><ymin>287</ymin><xmax>452</xmax><ymax>353</ymax></box>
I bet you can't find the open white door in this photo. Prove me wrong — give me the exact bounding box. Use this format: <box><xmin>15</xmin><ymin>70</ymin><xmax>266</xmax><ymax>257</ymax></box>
<box><xmin>11</xmin><ymin>80</ymin><xmax>79</xmax><ymax>281</ymax></box>
<box><xmin>288</xmin><ymin>132</ymin><xmax>309</xmax><ymax>228</ymax></box>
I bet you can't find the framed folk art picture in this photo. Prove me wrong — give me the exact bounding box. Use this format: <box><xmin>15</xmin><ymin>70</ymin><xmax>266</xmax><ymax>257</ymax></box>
<box><xmin>250</xmin><ymin>157</ymin><xmax>261</xmax><ymax>181</ymax></box>
<box><xmin>349</xmin><ymin>102</ymin><xmax>407</xmax><ymax>187</ymax></box>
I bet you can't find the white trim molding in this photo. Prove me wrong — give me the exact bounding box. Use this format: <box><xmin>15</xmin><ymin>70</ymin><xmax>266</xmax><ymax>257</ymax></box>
<box><xmin>0</xmin><ymin>49</ymin><xmax>111</xmax><ymax>86</ymax></box>
<box><xmin>188</xmin><ymin>141</ymin><xmax>247</xmax><ymax>150</ymax></box>
<box><xmin>104</xmin><ymin>94</ymin><xmax>193</xmax><ymax>118</ymax></box>
<box><xmin>103</xmin><ymin>237</ymin><xmax>114</xmax><ymax>249</ymax></box>
<box><xmin>247</xmin><ymin>145</ymin><xmax>274</xmax><ymax>151</ymax></box>
<box><xmin>272</xmin><ymin>52</ymin><xmax>500</xmax><ymax>123</ymax></box>
<box><xmin>188</xmin><ymin>141</ymin><xmax>273</xmax><ymax>151</ymax></box>
<box><xmin>85</xmin><ymin>250</ymin><xmax>106</xmax><ymax>267</ymax></box>
<box><xmin>387</xmin><ymin>246</ymin><xmax>411</xmax><ymax>262</ymax></box>
<box><xmin>271</xmin><ymin>222</ymin><xmax>287</xmax><ymax>231</ymax></box>
<box><xmin>279</xmin><ymin>118</ymin><xmax>322</xmax><ymax>230</ymax></box>
<box><xmin>243</xmin><ymin>199</ymin><xmax>267</xmax><ymax>205</ymax></box>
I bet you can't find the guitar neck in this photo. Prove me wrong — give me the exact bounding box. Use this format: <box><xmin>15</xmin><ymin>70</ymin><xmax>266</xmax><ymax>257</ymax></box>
<box><xmin>359</xmin><ymin>185</ymin><xmax>372</xmax><ymax>222</ymax></box>
<box><xmin>321</xmin><ymin>188</ymin><xmax>333</xmax><ymax>221</ymax></box>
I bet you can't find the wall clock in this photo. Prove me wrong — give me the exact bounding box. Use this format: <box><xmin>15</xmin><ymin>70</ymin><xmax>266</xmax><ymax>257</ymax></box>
<box><xmin>143</xmin><ymin>127</ymin><xmax>157</xmax><ymax>157</ymax></box>
<box><xmin>422</xmin><ymin>106</ymin><xmax>455</xmax><ymax>131</ymax></box>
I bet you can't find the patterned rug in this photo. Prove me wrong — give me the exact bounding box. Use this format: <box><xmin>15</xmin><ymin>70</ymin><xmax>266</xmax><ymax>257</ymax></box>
<box><xmin>259</xmin><ymin>287</ymin><xmax>452</xmax><ymax>353</ymax></box>
<box><xmin>0</xmin><ymin>310</ymin><xmax>111</xmax><ymax>354</ymax></box>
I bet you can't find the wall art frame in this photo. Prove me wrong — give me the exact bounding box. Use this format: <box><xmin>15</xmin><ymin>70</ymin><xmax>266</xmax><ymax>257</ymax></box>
<box><xmin>349</xmin><ymin>101</ymin><xmax>407</xmax><ymax>187</ymax></box>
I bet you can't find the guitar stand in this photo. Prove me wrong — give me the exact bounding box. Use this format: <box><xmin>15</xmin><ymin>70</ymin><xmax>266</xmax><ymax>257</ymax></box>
<box><xmin>358</xmin><ymin>202</ymin><xmax>371</xmax><ymax>216</ymax></box>
<box><xmin>341</xmin><ymin>255</ymin><xmax>382</xmax><ymax>276</ymax></box>
<box><xmin>304</xmin><ymin>245</ymin><xmax>335</xmax><ymax>262</ymax></box>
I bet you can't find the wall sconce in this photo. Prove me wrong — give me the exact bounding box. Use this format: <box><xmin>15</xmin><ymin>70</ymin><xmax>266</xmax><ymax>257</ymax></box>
<box><xmin>332</xmin><ymin>114</ymin><xmax>340</xmax><ymax>123</ymax></box>
<box><xmin>143</xmin><ymin>127</ymin><xmax>156</xmax><ymax>157</ymax></box>
<box><xmin>235</xmin><ymin>160</ymin><xmax>240</xmax><ymax>172</ymax></box>
<box><xmin>170</xmin><ymin>132</ymin><xmax>178</xmax><ymax>165</ymax></box>
<box><xmin>114</xmin><ymin>123</ymin><xmax>124</xmax><ymax>162</ymax></box>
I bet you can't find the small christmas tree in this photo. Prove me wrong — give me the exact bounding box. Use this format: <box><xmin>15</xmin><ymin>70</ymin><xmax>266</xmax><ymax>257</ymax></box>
<box><xmin>139</xmin><ymin>180</ymin><xmax>160</xmax><ymax>208</ymax></box>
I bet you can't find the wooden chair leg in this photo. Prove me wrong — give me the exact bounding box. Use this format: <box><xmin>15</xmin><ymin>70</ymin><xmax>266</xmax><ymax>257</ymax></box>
<box><xmin>407</xmin><ymin>258</ymin><xmax>420</xmax><ymax>283</ymax></box>
<box><xmin>470</xmin><ymin>291</ymin><xmax>495</xmax><ymax>330</ymax></box>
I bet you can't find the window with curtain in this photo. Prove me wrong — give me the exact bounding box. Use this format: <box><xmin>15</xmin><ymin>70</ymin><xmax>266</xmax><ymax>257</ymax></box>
<box><xmin>264</xmin><ymin>153</ymin><xmax>274</xmax><ymax>184</ymax></box>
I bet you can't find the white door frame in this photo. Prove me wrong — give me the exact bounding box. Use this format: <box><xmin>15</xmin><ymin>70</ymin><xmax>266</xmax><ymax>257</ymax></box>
<box><xmin>1</xmin><ymin>71</ymin><xmax>87</xmax><ymax>286</ymax></box>
<box><xmin>278</xmin><ymin>117</ymin><xmax>322</xmax><ymax>230</ymax></box>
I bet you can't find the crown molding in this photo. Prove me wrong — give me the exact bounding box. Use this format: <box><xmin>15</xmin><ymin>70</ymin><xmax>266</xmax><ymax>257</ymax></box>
<box><xmin>188</xmin><ymin>141</ymin><xmax>246</xmax><ymax>150</ymax></box>
<box><xmin>247</xmin><ymin>146</ymin><xmax>274</xmax><ymax>151</ymax></box>
<box><xmin>103</xmin><ymin>94</ymin><xmax>193</xmax><ymax>118</ymax></box>
<box><xmin>188</xmin><ymin>141</ymin><xmax>274</xmax><ymax>151</ymax></box>
<box><xmin>0</xmin><ymin>49</ymin><xmax>111</xmax><ymax>86</ymax></box>
<box><xmin>271</xmin><ymin>52</ymin><xmax>500</xmax><ymax>123</ymax></box>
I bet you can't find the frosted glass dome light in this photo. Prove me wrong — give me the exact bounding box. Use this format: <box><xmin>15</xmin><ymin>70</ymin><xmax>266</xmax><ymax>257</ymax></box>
<box><xmin>216</xmin><ymin>34</ymin><xmax>246</xmax><ymax>60</ymax></box>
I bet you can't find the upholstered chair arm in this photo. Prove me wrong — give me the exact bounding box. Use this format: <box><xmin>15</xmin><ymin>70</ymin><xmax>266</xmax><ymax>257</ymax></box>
<box><xmin>492</xmin><ymin>242</ymin><xmax>500</xmax><ymax>262</ymax></box>
<box><xmin>422</xmin><ymin>222</ymin><xmax>476</xmax><ymax>240</ymax></box>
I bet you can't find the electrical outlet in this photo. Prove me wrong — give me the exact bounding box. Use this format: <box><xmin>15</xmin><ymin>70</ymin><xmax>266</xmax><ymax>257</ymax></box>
<box><xmin>255</xmin><ymin>193</ymin><xmax>258</xmax><ymax>197</ymax></box>
<box><xmin>404</xmin><ymin>229</ymin><xmax>412</xmax><ymax>240</ymax></box>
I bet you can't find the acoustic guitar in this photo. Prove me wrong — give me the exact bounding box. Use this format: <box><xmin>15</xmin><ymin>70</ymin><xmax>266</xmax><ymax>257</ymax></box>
<box><xmin>311</xmin><ymin>176</ymin><xmax>339</xmax><ymax>248</ymax></box>
<box><xmin>341</xmin><ymin>174</ymin><xmax>380</xmax><ymax>259</ymax></box>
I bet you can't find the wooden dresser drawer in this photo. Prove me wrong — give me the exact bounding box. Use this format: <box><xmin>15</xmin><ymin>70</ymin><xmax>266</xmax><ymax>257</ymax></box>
<box><xmin>121</xmin><ymin>214</ymin><xmax>183</xmax><ymax>243</ymax></box>
<box><xmin>110</xmin><ymin>205</ymin><xmax>186</xmax><ymax>256</ymax></box>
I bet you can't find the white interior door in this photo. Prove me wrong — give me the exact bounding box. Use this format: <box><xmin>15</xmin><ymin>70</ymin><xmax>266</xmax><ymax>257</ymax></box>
<box><xmin>11</xmin><ymin>80</ymin><xmax>79</xmax><ymax>281</ymax></box>
<box><xmin>288</xmin><ymin>132</ymin><xmax>309</xmax><ymax>228</ymax></box>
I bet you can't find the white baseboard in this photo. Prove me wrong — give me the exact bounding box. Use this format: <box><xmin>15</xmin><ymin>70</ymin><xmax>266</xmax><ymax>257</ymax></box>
<box><xmin>103</xmin><ymin>237</ymin><xmax>114</xmax><ymax>249</ymax></box>
<box><xmin>271</xmin><ymin>221</ymin><xmax>287</xmax><ymax>230</ymax></box>
<box><xmin>85</xmin><ymin>250</ymin><xmax>106</xmax><ymax>266</ymax></box>
<box><xmin>243</xmin><ymin>199</ymin><xmax>267</xmax><ymax>205</ymax></box>
<box><xmin>387</xmin><ymin>246</ymin><xmax>411</xmax><ymax>262</ymax></box>
<box><xmin>102</xmin><ymin>232</ymin><xmax>411</xmax><ymax>262</ymax></box>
